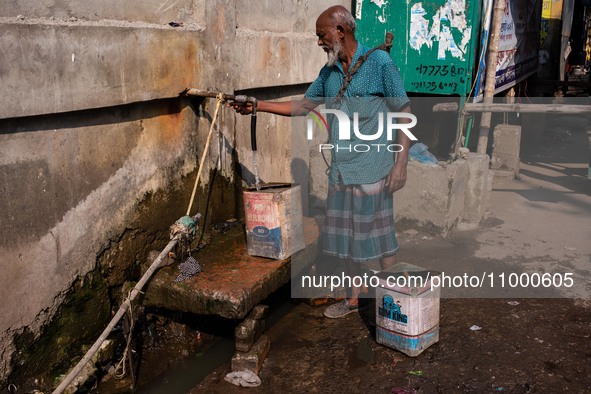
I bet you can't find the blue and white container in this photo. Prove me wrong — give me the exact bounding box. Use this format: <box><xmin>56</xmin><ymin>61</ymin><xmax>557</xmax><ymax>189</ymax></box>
<box><xmin>375</xmin><ymin>263</ymin><xmax>441</xmax><ymax>357</ymax></box>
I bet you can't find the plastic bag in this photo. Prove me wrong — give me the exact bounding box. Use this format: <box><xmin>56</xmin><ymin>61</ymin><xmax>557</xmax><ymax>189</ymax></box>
<box><xmin>224</xmin><ymin>370</ymin><xmax>262</xmax><ymax>387</ymax></box>
<box><xmin>409</xmin><ymin>143</ymin><xmax>438</xmax><ymax>166</ymax></box>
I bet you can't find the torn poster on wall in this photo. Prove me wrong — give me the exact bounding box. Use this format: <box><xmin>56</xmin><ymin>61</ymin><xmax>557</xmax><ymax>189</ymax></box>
<box><xmin>370</xmin><ymin>0</ymin><xmax>389</xmax><ymax>23</ymax></box>
<box><xmin>354</xmin><ymin>0</ymin><xmax>480</xmax><ymax>95</ymax></box>
<box><xmin>409</xmin><ymin>0</ymin><xmax>472</xmax><ymax>61</ymax></box>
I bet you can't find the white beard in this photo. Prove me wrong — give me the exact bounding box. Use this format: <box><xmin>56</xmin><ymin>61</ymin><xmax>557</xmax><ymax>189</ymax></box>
<box><xmin>325</xmin><ymin>40</ymin><xmax>342</xmax><ymax>67</ymax></box>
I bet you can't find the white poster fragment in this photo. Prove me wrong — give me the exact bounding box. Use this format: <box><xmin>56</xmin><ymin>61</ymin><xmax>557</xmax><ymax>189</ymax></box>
<box><xmin>409</xmin><ymin>0</ymin><xmax>471</xmax><ymax>61</ymax></box>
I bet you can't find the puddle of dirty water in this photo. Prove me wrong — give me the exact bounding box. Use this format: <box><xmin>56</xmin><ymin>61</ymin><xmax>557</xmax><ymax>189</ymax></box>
<box><xmin>139</xmin><ymin>337</ymin><xmax>235</xmax><ymax>394</ymax></box>
<box><xmin>95</xmin><ymin>284</ymin><xmax>295</xmax><ymax>393</ymax></box>
<box><xmin>145</xmin><ymin>300</ymin><xmax>295</xmax><ymax>392</ymax></box>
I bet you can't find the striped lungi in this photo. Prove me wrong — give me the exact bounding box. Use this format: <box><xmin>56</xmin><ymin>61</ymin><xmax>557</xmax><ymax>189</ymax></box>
<box><xmin>322</xmin><ymin>177</ymin><xmax>399</xmax><ymax>262</ymax></box>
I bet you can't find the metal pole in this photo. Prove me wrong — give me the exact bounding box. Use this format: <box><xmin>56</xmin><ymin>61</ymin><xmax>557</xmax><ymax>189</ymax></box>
<box><xmin>477</xmin><ymin>0</ymin><xmax>506</xmax><ymax>154</ymax></box>
<box><xmin>182</xmin><ymin>88</ymin><xmax>236</xmax><ymax>101</ymax></box>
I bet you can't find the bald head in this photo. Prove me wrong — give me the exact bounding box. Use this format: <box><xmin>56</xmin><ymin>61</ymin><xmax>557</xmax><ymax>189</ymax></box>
<box><xmin>317</xmin><ymin>5</ymin><xmax>356</xmax><ymax>34</ymax></box>
<box><xmin>315</xmin><ymin>6</ymin><xmax>357</xmax><ymax>67</ymax></box>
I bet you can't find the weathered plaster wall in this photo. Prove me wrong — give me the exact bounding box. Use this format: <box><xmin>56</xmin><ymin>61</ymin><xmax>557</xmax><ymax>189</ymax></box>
<box><xmin>0</xmin><ymin>0</ymin><xmax>346</xmax><ymax>386</ymax></box>
<box><xmin>0</xmin><ymin>0</ymin><xmax>205</xmax><ymax>25</ymax></box>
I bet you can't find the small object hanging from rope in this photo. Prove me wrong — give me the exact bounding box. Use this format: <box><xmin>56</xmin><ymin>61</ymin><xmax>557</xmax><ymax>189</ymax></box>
<box><xmin>170</xmin><ymin>214</ymin><xmax>202</xmax><ymax>282</ymax></box>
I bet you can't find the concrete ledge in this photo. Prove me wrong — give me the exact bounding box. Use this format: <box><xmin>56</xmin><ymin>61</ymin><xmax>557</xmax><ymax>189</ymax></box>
<box><xmin>396</xmin><ymin>160</ymin><xmax>469</xmax><ymax>236</ymax></box>
<box><xmin>142</xmin><ymin>217</ymin><xmax>319</xmax><ymax>319</ymax></box>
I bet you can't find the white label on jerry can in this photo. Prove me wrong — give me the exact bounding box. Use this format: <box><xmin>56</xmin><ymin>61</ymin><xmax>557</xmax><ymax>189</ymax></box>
<box><xmin>375</xmin><ymin>286</ymin><xmax>440</xmax><ymax>336</ymax></box>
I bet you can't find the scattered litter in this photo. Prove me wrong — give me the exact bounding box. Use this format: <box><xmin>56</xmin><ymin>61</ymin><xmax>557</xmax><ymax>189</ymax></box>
<box><xmin>175</xmin><ymin>256</ymin><xmax>201</xmax><ymax>282</ymax></box>
<box><xmin>168</xmin><ymin>21</ymin><xmax>184</xmax><ymax>27</ymax></box>
<box><xmin>534</xmin><ymin>338</ymin><xmax>544</xmax><ymax>344</ymax></box>
<box><xmin>495</xmin><ymin>387</ymin><xmax>505</xmax><ymax>391</ymax></box>
<box><xmin>407</xmin><ymin>370</ymin><xmax>423</xmax><ymax>377</ymax></box>
<box><xmin>470</xmin><ymin>325</ymin><xmax>482</xmax><ymax>331</ymax></box>
<box><xmin>212</xmin><ymin>218</ymin><xmax>241</xmax><ymax>234</ymax></box>
<box><xmin>392</xmin><ymin>388</ymin><xmax>413</xmax><ymax>394</ymax></box>
<box><xmin>224</xmin><ymin>370</ymin><xmax>261</xmax><ymax>387</ymax></box>
<box><xmin>508</xmin><ymin>301</ymin><xmax>520</xmax><ymax>306</ymax></box>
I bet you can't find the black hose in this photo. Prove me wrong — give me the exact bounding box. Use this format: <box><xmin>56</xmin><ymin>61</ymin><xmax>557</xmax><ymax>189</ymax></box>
<box><xmin>250</xmin><ymin>113</ymin><xmax>257</xmax><ymax>151</ymax></box>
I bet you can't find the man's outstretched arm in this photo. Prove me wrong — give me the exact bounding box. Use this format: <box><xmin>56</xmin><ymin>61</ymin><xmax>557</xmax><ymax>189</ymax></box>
<box><xmin>231</xmin><ymin>97</ymin><xmax>318</xmax><ymax>117</ymax></box>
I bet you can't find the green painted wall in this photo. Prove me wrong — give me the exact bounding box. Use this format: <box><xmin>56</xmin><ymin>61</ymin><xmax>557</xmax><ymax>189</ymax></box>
<box><xmin>355</xmin><ymin>0</ymin><xmax>481</xmax><ymax>96</ymax></box>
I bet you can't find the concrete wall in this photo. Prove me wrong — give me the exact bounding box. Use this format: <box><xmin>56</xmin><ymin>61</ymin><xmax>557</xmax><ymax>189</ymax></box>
<box><xmin>395</xmin><ymin>160</ymin><xmax>469</xmax><ymax>236</ymax></box>
<box><xmin>395</xmin><ymin>155</ymin><xmax>492</xmax><ymax>236</ymax></box>
<box><xmin>0</xmin><ymin>0</ymin><xmax>346</xmax><ymax>386</ymax></box>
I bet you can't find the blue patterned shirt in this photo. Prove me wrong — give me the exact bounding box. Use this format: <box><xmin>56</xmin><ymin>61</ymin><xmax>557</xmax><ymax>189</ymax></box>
<box><xmin>305</xmin><ymin>43</ymin><xmax>409</xmax><ymax>185</ymax></box>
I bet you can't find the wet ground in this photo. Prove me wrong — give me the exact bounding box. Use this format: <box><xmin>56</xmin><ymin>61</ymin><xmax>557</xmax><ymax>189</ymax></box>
<box><xmin>192</xmin><ymin>297</ymin><xmax>591</xmax><ymax>393</ymax></box>
<box><xmin>97</xmin><ymin>116</ymin><xmax>591</xmax><ymax>393</ymax></box>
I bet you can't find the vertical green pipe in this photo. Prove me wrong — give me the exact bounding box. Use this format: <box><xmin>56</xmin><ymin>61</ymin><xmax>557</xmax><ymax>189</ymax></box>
<box><xmin>464</xmin><ymin>115</ymin><xmax>474</xmax><ymax>148</ymax></box>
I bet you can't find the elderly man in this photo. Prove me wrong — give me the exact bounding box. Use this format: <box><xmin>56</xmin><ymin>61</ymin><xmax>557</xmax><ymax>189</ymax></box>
<box><xmin>232</xmin><ymin>5</ymin><xmax>413</xmax><ymax>318</ymax></box>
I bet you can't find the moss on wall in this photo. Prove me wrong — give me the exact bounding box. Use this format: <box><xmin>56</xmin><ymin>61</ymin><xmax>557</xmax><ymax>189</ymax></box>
<box><xmin>9</xmin><ymin>270</ymin><xmax>110</xmax><ymax>390</ymax></box>
<box><xmin>6</xmin><ymin>163</ymin><xmax>238</xmax><ymax>391</ymax></box>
